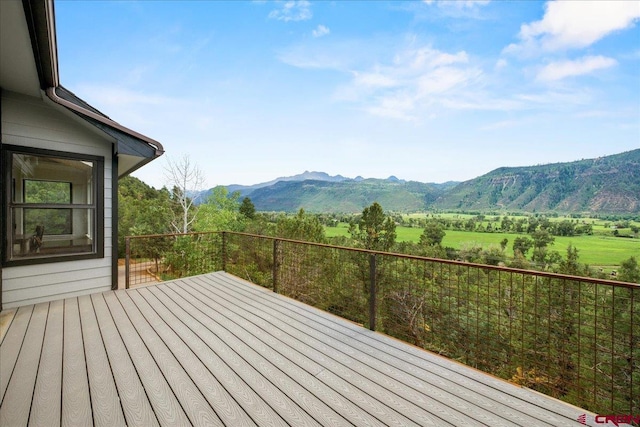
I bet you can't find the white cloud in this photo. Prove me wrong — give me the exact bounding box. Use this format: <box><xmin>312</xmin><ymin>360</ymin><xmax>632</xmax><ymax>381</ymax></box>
<box><xmin>77</xmin><ymin>84</ymin><xmax>174</xmax><ymax>108</ymax></box>
<box><xmin>510</xmin><ymin>0</ymin><xmax>640</xmax><ymax>53</ymax></box>
<box><xmin>277</xmin><ymin>38</ymin><xmax>381</xmax><ymax>71</ymax></box>
<box><xmin>366</xmin><ymin>93</ymin><xmax>417</xmax><ymax>121</ymax></box>
<box><xmin>396</xmin><ymin>47</ymin><xmax>468</xmax><ymax>69</ymax></box>
<box><xmin>481</xmin><ymin>119</ymin><xmax>524</xmax><ymax>131</ymax></box>
<box><xmin>423</xmin><ymin>0</ymin><xmax>490</xmax><ymax>8</ymax></box>
<box><xmin>417</xmin><ymin>66</ymin><xmax>479</xmax><ymax>95</ymax></box>
<box><xmin>442</xmin><ymin>0</ymin><xmax>490</xmax><ymax>9</ymax></box>
<box><xmin>536</xmin><ymin>55</ymin><xmax>617</xmax><ymax>81</ymax></box>
<box><xmin>336</xmin><ymin>45</ymin><xmax>482</xmax><ymax>120</ymax></box>
<box><xmin>352</xmin><ymin>71</ymin><xmax>397</xmax><ymax>88</ymax></box>
<box><xmin>312</xmin><ymin>24</ymin><xmax>330</xmax><ymax>38</ymax></box>
<box><xmin>268</xmin><ymin>1</ymin><xmax>312</xmax><ymax>22</ymax></box>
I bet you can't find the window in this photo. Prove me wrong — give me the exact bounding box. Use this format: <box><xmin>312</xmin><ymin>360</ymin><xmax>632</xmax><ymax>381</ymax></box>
<box><xmin>2</xmin><ymin>145</ymin><xmax>104</xmax><ymax>265</ymax></box>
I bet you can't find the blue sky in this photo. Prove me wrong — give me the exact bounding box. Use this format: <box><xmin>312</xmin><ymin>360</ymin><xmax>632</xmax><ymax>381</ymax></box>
<box><xmin>55</xmin><ymin>0</ymin><xmax>640</xmax><ymax>189</ymax></box>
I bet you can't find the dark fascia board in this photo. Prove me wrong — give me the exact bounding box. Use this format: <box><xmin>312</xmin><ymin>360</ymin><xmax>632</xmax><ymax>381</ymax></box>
<box><xmin>47</xmin><ymin>86</ymin><xmax>164</xmax><ymax>159</ymax></box>
<box><xmin>22</xmin><ymin>0</ymin><xmax>58</xmax><ymax>90</ymax></box>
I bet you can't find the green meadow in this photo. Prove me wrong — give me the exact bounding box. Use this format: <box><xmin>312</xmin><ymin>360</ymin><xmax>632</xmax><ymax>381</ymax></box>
<box><xmin>325</xmin><ymin>223</ymin><xmax>639</xmax><ymax>268</ymax></box>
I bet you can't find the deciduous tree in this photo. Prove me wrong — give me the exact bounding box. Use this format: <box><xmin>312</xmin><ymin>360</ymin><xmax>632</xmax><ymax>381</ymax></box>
<box><xmin>419</xmin><ymin>220</ymin><xmax>445</xmax><ymax>246</ymax></box>
<box><xmin>164</xmin><ymin>155</ymin><xmax>205</xmax><ymax>234</ymax></box>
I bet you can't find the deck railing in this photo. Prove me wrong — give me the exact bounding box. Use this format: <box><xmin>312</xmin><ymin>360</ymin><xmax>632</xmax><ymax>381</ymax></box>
<box><xmin>125</xmin><ymin>231</ymin><xmax>639</xmax><ymax>415</ymax></box>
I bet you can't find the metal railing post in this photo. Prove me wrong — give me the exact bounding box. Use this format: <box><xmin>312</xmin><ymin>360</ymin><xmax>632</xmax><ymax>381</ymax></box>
<box><xmin>369</xmin><ymin>253</ymin><xmax>377</xmax><ymax>331</ymax></box>
<box><xmin>273</xmin><ymin>239</ymin><xmax>279</xmax><ymax>293</ymax></box>
<box><xmin>221</xmin><ymin>232</ymin><xmax>227</xmax><ymax>272</ymax></box>
<box><xmin>125</xmin><ymin>236</ymin><xmax>131</xmax><ymax>289</ymax></box>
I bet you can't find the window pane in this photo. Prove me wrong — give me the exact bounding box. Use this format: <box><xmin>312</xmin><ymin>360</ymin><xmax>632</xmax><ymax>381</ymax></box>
<box><xmin>25</xmin><ymin>208</ymin><xmax>72</xmax><ymax>235</ymax></box>
<box><xmin>10</xmin><ymin>207</ymin><xmax>95</xmax><ymax>259</ymax></box>
<box><xmin>24</xmin><ymin>180</ymin><xmax>72</xmax><ymax>204</ymax></box>
<box><xmin>6</xmin><ymin>149</ymin><xmax>100</xmax><ymax>263</ymax></box>
<box><xmin>12</xmin><ymin>154</ymin><xmax>93</xmax><ymax>204</ymax></box>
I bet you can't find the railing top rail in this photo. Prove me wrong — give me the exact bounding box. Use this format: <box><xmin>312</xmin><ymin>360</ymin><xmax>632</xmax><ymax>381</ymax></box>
<box><xmin>127</xmin><ymin>230</ymin><xmax>640</xmax><ymax>289</ymax></box>
<box><xmin>125</xmin><ymin>231</ymin><xmax>221</xmax><ymax>240</ymax></box>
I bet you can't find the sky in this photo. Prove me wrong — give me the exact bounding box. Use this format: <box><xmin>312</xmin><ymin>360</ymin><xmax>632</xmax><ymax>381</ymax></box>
<box><xmin>54</xmin><ymin>0</ymin><xmax>640</xmax><ymax>190</ymax></box>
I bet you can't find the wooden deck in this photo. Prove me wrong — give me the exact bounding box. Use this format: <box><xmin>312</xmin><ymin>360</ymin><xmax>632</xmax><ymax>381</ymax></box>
<box><xmin>1</xmin><ymin>271</ymin><xmax>595</xmax><ymax>426</ymax></box>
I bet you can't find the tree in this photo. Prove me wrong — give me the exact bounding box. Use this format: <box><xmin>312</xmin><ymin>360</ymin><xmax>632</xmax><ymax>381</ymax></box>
<box><xmin>195</xmin><ymin>187</ymin><xmax>244</xmax><ymax>232</ymax></box>
<box><xmin>618</xmin><ymin>256</ymin><xmax>640</xmax><ymax>284</ymax></box>
<box><xmin>558</xmin><ymin>245</ymin><xmax>581</xmax><ymax>275</ymax></box>
<box><xmin>530</xmin><ymin>229</ymin><xmax>555</xmax><ymax>264</ymax></box>
<box><xmin>513</xmin><ymin>236</ymin><xmax>533</xmax><ymax>257</ymax></box>
<box><xmin>554</xmin><ymin>220</ymin><xmax>576</xmax><ymax>236</ymax></box>
<box><xmin>349</xmin><ymin>202</ymin><xmax>396</xmax><ymax>251</ymax></box>
<box><xmin>500</xmin><ymin>216</ymin><xmax>513</xmax><ymax>232</ymax></box>
<box><xmin>482</xmin><ymin>245</ymin><xmax>505</xmax><ymax>265</ymax></box>
<box><xmin>276</xmin><ymin>209</ymin><xmax>326</xmax><ymax>243</ymax></box>
<box><xmin>118</xmin><ymin>176</ymin><xmax>172</xmax><ymax>253</ymax></box>
<box><xmin>419</xmin><ymin>220</ymin><xmax>445</xmax><ymax>246</ymax></box>
<box><xmin>239</xmin><ymin>197</ymin><xmax>256</xmax><ymax>219</ymax></box>
<box><xmin>164</xmin><ymin>155</ymin><xmax>205</xmax><ymax>234</ymax></box>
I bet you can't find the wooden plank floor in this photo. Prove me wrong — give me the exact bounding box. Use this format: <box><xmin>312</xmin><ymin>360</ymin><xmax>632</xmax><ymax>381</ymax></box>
<box><xmin>0</xmin><ymin>271</ymin><xmax>600</xmax><ymax>426</ymax></box>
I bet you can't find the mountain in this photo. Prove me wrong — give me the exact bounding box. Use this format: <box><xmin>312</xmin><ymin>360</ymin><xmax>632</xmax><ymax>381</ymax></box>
<box><xmin>431</xmin><ymin>149</ymin><xmax>640</xmax><ymax>213</ymax></box>
<box><xmin>247</xmin><ymin>178</ymin><xmax>453</xmax><ymax>213</ymax></box>
<box><xmin>196</xmin><ymin>149</ymin><xmax>640</xmax><ymax>214</ymax></box>
<box><xmin>205</xmin><ymin>171</ymin><xmax>348</xmax><ymax>200</ymax></box>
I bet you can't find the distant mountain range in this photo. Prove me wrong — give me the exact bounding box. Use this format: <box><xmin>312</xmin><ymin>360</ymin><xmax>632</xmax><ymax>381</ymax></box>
<box><xmin>198</xmin><ymin>149</ymin><xmax>640</xmax><ymax>214</ymax></box>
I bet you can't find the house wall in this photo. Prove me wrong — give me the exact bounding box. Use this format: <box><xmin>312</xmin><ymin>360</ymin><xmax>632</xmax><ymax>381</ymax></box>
<box><xmin>1</xmin><ymin>90</ymin><xmax>114</xmax><ymax>308</ymax></box>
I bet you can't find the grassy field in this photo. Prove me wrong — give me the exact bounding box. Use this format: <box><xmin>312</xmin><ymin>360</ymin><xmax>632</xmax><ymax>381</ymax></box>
<box><xmin>404</xmin><ymin>213</ymin><xmax>640</xmax><ymax>237</ymax></box>
<box><xmin>325</xmin><ymin>223</ymin><xmax>640</xmax><ymax>268</ymax></box>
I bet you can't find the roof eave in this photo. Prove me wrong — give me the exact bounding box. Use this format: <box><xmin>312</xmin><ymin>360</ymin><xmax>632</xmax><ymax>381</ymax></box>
<box><xmin>46</xmin><ymin>87</ymin><xmax>165</xmax><ymax>158</ymax></box>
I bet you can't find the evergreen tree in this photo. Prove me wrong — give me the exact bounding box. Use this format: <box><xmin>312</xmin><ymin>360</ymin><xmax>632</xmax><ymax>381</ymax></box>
<box><xmin>239</xmin><ymin>197</ymin><xmax>256</xmax><ymax>219</ymax></box>
<box><xmin>349</xmin><ymin>202</ymin><xmax>396</xmax><ymax>251</ymax></box>
<box><xmin>618</xmin><ymin>256</ymin><xmax>640</xmax><ymax>283</ymax></box>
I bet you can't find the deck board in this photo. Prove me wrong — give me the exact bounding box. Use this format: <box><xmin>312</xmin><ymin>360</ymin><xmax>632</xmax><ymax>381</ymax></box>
<box><xmin>91</xmin><ymin>292</ymin><xmax>159</xmax><ymax>427</ymax></box>
<box><xmin>62</xmin><ymin>297</ymin><xmax>92</xmax><ymax>427</ymax></box>
<box><xmin>114</xmin><ymin>290</ymin><xmax>224</xmax><ymax>426</ymax></box>
<box><xmin>188</xmin><ymin>275</ymin><xmax>485</xmax><ymax>427</ymax></box>
<box><xmin>102</xmin><ymin>291</ymin><xmax>192</xmax><ymax>426</ymax></box>
<box><xmin>0</xmin><ymin>304</ymin><xmax>34</xmax><ymax>402</ymax></box>
<box><xmin>156</xmin><ymin>283</ymin><xmax>325</xmax><ymax>426</ymax></box>
<box><xmin>175</xmin><ymin>279</ymin><xmax>390</xmax><ymax>427</ymax></box>
<box><xmin>204</xmin><ymin>274</ymin><xmax>544</xmax><ymax>426</ymax></box>
<box><xmin>0</xmin><ymin>303</ymin><xmax>47</xmax><ymax>426</ymax></box>
<box><xmin>212</xmin><ymin>273</ymin><xmax>578</xmax><ymax>426</ymax></box>
<box><xmin>138</xmin><ymin>286</ymin><xmax>285</xmax><ymax>427</ymax></box>
<box><xmin>30</xmin><ymin>299</ymin><xmax>63</xmax><ymax>427</ymax></box>
<box><xmin>0</xmin><ymin>271</ymin><xmax>598</xmax><ymax>426</ymax></box>
<box><xmin>178</xmin><ymin>281</ymin><xmax>398</xmax><ymax>427</ymax></box>
<box><xmin>78</xmin><ymin>294</ymin><xmax>126</xmax><ymax>427</ymax></box>
<box><xmin>182</xmin><ymin>277</ymin><xmax>442</xmax><ymax>427</ymax></box>
<box><xmin>127</xmin><ymin>290</ymin><xmax>258</xmax><ymax>426</ymax></box>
